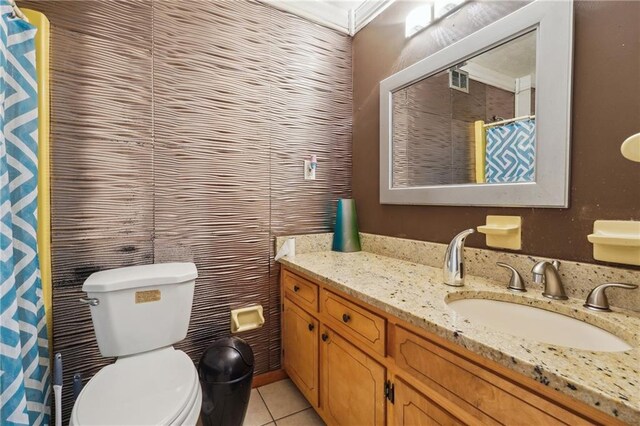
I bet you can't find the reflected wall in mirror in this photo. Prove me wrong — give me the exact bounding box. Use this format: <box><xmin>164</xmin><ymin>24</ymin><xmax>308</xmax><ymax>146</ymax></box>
<box><xmin>392</xmin><ymin>30</ymin><xmax>537</xmax><ymax>188</ymax></box>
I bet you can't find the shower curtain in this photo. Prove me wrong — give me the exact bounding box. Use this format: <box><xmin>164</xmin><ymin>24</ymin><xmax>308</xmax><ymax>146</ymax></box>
<box><xmin>0</xmin><ymin>1</ymin><xmax>50</xmax><ymax>425</ymax></box>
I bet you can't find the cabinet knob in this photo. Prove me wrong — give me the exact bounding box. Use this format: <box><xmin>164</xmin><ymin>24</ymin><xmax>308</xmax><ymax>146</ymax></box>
<box><xmin>293</xmin><ymin>285</ymin><xmax>300</xmax><ymax>292</ymax></box>
<box><xmin>342</xmin><ymin>313</ymin><xmax>351</xmax><ymax>323</ymax></box>
<box><xmin>308</xmin><ymin>323</ymin><xmax>315</xmax><ymax>331</ymax></box>
<box><xmin>321</xmin><ymin>333</ymin><xmax>329</xmax><ymax>342</ymax></box>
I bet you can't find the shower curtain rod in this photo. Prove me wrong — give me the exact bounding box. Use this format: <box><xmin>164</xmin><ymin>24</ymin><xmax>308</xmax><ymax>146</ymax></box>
<box><xmin>483</xmin><ymin>114</ymin><xmax>535</xmax><ymax>128</ymax></box>
<box><xmin>9</xmin><ymin>0</ymin><xmax>29</xmax><ymax>21</ymax></box>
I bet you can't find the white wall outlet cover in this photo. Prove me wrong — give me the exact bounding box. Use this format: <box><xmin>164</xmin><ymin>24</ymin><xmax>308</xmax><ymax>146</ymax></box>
<box><xmin>304</xmin><ymin>160</ymin><xmax>316</xmax><ymax>180</ymax></box>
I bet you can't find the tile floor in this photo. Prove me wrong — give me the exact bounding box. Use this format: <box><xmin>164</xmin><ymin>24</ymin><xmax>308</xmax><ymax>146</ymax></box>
<box><xmin>244</xmin><ymin>379</ymin><xmax>325</xmax><ymax>426</ymax></box>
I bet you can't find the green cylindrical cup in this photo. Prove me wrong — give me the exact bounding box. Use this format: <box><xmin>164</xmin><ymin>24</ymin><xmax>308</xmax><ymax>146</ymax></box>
<box><xmin>332</xmin><ymin>198</ymin><xmax>361</xmax><ymax>252</ymax></box>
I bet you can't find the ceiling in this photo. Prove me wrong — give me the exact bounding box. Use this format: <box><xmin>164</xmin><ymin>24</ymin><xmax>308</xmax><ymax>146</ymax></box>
<box><xmin>470</xmin><ymin>31</ymin><xmax>537</xmax><ymax>79</ymax></box>
<box><xmin>462</xmin><ymin>30</ymin><xmax>537</xmax><ymax>92</ymax></box>
<box><xmin>260</xmin><ymin>0</ymin><xmax>395</xmax><ymax>35</ymax></box>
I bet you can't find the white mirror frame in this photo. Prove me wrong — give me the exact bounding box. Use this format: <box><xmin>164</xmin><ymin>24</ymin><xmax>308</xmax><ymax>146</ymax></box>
<box><xmin>380</xmin><ymin>1</ymin><xmax>573</xmax><ymax>207</ymax></box>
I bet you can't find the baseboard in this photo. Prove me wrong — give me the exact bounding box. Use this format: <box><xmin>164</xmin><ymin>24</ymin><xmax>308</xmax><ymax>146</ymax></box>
<box><xmin>252</xmin><ymin>369</ymin><xmax>288</xmax><ymax>388</ymax></box>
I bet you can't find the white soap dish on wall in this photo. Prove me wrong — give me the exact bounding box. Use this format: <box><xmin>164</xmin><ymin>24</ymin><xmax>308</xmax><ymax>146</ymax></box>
<box><xmin>587</xmin><ymin>220</ymin><xmax>640</xmax><ymax>266</ymax></box>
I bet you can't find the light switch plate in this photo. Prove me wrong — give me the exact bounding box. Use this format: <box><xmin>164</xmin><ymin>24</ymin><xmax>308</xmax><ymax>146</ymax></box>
<box><xmin>304</xmin><ymin>160</ymin><xmax>316</xmax><ymax>180</ymax></box>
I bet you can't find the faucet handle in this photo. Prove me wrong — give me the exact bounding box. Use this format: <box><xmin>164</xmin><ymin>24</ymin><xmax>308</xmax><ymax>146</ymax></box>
<box><xmin>584</xmin><ymin>282</ymin><xmax>638</xmax><ymax>312</ymax></box>
<box><xmin>497</xmin><ymin>262</ymin><xmax>526</xmax><ymax>292</ymax></box>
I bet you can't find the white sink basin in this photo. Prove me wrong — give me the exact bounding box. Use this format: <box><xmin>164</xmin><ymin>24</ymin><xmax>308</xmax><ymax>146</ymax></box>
<box><xmin>447</xmin><ymin>298</ymin><xmax>632</xmax><ymax>352</ymax></box>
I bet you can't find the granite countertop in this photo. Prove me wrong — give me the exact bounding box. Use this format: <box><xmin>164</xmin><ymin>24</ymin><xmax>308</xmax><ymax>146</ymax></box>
<box><xmin>278</xmin><ymin>250</ymin><xmax>640</xmax><ymax>424</ymax></box>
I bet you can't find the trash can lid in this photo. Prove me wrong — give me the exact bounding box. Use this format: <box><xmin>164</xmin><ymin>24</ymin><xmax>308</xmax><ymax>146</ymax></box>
<box><xmin>198</xmin><ymin>337</ymin><xmax>254</xmax><ymax>383</ymax></box>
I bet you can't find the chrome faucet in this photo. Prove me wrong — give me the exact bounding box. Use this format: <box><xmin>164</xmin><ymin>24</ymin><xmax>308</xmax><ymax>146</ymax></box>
<box><xmin>443</xmin><ymin>229</ymin><xmax>475</xmax><ymax>287</ymax></box>
<box><xmin>531</xmin><ymin>260</ymin><xmax>568</xmax><ymax>300</ymax></box>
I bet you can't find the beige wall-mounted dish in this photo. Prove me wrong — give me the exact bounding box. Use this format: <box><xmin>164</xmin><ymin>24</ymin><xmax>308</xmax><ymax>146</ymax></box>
<box><xmin>621</xmin><ymin>133</ymin><xmax>640</xmax><ymax>162</ymax></box>
<box><xmin>587</xmin><ymin>220</ymin><xmax>640</xmax><ymax>266</ymax></box>
<box><xmin>477</xmin><ymin>215</ymin><xmax>522</xmax><ymax>250</ymax></box>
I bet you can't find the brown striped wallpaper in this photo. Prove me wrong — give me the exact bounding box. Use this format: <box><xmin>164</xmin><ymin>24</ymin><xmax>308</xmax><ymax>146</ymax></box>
<box><xmin>20</xmin><ymin>0</ymin><xmax>351</xmax><ymax>421</ymax></box>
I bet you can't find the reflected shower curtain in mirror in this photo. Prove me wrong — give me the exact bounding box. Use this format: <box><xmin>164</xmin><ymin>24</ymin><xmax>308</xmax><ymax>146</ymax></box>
<box><xmin>485</xmin><ymin>118</ymin><xmax>536</xmax><ymax>183</ymax></box>
<box><xmin>0</xmin><ymin>2</ymin><xmax>50</xmax><ymax>425</ymax></box>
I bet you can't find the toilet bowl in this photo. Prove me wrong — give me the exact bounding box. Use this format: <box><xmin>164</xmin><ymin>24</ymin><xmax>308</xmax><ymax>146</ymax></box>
<box><xmin>70</xmin><ymin>347</ymin><xmax>201</xmax><ymax>425</ymax></box>
<box><xmin>71</xmin><ymin>263</ymin><xmax>201</xmax><ymax>425</ymax></box>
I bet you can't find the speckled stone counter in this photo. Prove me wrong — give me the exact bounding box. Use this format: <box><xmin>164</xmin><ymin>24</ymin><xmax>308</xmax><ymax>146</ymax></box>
<box><xmin>275</xmin><ymin>235</ymin><xmax>640</xmax><ymax>424</ymax></box>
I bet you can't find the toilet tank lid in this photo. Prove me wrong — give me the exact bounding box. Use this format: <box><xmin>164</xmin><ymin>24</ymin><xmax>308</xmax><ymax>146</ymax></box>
<box><xmin>83</xmin><ymin>263</ymin><xmax>198</xmax><ymax>293</ymax></box>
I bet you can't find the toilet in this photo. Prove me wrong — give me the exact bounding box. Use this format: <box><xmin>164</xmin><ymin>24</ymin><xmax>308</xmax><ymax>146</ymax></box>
<box><xmin>71</xmin><ymin>263</ymin><xmax>201</xmax><ymax>426</ymax></box>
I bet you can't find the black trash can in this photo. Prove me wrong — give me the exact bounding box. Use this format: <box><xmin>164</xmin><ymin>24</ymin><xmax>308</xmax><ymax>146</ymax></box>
<box><xmin>198</xmin><ymin>337</ymin><xmax>254</xmax><ymax>426</ymax></box>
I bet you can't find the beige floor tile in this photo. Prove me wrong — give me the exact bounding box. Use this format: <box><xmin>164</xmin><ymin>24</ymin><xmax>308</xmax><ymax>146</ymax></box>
<box><xmin>258</xmin><ymin>379</ymin><xmax>311</xmax><ymax>420</ymax></box>
<box><xmin>275</xmin><ymin>408</ymin><xmax>325</xmax><ymax>426</ymax></box>
<box><xmin>243</xmin><ymin>388</ymin><xmax>274</xmax><ymax>426</ymax></box>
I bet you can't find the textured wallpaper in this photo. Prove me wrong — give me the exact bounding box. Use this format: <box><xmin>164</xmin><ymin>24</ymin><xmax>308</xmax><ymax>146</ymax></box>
<box><xmin>21</xmin><ymin>0</ymin><xmax>352</xmax><ymax>421</ymax></box>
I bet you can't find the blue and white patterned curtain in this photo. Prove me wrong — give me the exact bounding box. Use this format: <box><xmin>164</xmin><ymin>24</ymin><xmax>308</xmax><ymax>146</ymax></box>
<box><xmin>0</xmin><ymin>1</ymin><xmax>50</xmax><ymax>425</ymax></box>
<box><xmin>485</xmin><ymin>118</ymin><xmax>536</xmax><ymax>183</ymax></box>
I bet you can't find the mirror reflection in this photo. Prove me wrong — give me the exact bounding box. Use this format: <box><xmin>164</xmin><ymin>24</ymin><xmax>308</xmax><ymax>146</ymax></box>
<box><xmin>392</xmin><ymin>30</ymin><xmax>537</xmax><ymax>188</ymax></box>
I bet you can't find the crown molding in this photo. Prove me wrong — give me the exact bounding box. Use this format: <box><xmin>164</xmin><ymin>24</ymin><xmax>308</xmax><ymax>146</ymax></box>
<box><xmin>353</xmin><ymin>0</ymin><xmax>394</xmax><ymax>34</ymax></box>
<box><xmin>260</xmin><ymin>0</ymin><xmax>394</xmax><ymax>36</ymax></box>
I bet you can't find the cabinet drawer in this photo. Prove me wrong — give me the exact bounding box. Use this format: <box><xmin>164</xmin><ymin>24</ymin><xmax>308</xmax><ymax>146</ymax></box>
<box><xmin>320</xmin><ymin>289</ymin><xmax>386</xmax><ymax>356</ymax></box>
<box><xmin>282</xmin><ymin>270</ymin><xmax>318</xmax><ymax>312</ymax></box>
<box><xmin>393</xmin><ymin>326</ymin><xmax>595</xmax><ymax>425</ymax></box>
<box><xmin>394</xmin><ymin>378</ymin><xmax>469</xmax><ymax>426</ymax></box>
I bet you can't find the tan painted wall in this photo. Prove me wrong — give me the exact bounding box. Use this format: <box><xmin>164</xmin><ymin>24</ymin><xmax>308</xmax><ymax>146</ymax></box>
<box><xmin>353</xmin><ymin>1</ymin><xmax>640</xmax><ymax>264</ymax></box>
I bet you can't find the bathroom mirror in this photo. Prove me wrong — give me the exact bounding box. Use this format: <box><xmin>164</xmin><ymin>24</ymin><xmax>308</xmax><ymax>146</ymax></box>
<box><xmin>380</xmin><ymin>1</ymin><xmax>573</xmax><ymax>207</ymax></box>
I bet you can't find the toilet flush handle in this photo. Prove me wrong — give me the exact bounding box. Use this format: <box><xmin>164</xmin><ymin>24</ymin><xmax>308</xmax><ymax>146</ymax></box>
<box><xmin>79</xmin><ymin>297</ymin><xmax>99</xmax><ymax>306</ymax></box>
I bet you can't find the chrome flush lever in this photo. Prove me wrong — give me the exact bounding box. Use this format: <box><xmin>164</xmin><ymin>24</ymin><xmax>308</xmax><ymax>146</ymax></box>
<box><xmin>584</xmin><ymin>282</ymin><xmax>638</xmax><ymax>312</ymax></box>
<box><xmin>496</xmin><ymin>262</ymin><xmax>526</xmax><ymax>292</ymax></box>
<box><xmin>79</xmin><ymin>297</ymin><xmax>99</xmax><ymax>306</ymax></box>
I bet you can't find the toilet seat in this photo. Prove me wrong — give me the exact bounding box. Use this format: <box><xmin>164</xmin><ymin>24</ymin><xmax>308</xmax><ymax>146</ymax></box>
<box><xmin>71</xmin><ymin>347</ymin><xmax>201</xmax><ymax>426</ymax></box>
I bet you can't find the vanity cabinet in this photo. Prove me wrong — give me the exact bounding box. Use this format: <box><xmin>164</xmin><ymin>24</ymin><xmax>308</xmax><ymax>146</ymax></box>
<box><xmin>280</xmin><ymin>267</ymin><xmax>624</xmax><ymax>426</ymax></box>
<box><xmin>392</xmin><ymin>326</ymin><xmax>596</xmax><ymax>425</ymax></box>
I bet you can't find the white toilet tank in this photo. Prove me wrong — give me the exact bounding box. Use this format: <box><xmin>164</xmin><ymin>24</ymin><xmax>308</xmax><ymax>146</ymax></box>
<box><xmin>82</xmin><ymin>263</ymin><xmax>197</xmax><ymax>357</ymax></box>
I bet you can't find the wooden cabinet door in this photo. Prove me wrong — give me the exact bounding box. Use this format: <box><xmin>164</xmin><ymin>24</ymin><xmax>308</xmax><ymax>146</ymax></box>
<box><xmin>283</xmin><ymin>299</ymin><xmax>319</xmax><ymax>406</ymax></box>
<box><xmin>393</xmin><ymin>379</ymin><xmax>468</xmax><ymax>426</ymax></box>
<box><xmin>320</xmin><ymin>327</ymin><xmax>386</xmax><ymax>426</ymax></box>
